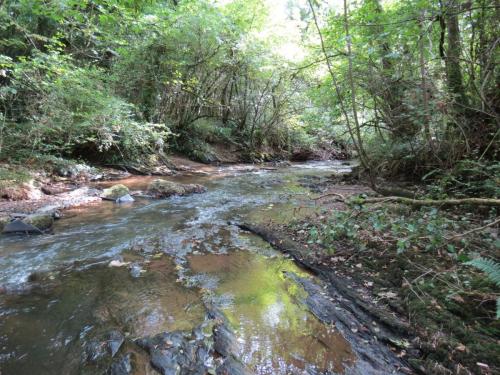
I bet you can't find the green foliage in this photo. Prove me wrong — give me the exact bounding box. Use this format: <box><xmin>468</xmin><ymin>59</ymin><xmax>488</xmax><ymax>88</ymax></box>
<box><xmin>466</xmin><ymin>258</ymin><xmax>500</xmax><ymax>288</ymax></box>
<box><xmin>304</xmin><ymin>203</ymin><xmax>499</xmax><ymax>257</ymax></box>
<box><xmin>1</xmin><ymin>50</ymin><xmax>170</xmax><ymax>162</ymax></box>
<box><xmin>466</xmin><ymin>257</ymin><xmax>500</xmax><ymax>318</ymax></box>
<box><xmin>424</xmin><ymin>160</ymin><xmax>500</xmax><ymax>199</ymax></box>
<box><xmin>0</xmin><ymin>166</ymin><xmax>30</xmax><ymax>188</ymax></box>
<box><xmin>1</xmin><ymin>0</ymin><xmax>324</xmax><ymax>165</ymax></box>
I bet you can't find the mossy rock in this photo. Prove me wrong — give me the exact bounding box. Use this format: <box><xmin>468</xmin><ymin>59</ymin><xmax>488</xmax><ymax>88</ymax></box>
<box><xmin>147</xmin><ymin>179</ymin><xmax>206</xmax><ymax>198</ymax></box>
<box><xmin>24</xmin><ymin>213</ymin><xmax>54</xmax><ymax>231</ymax></box>
<box><xmin>101</xmin><ymin>184</ymin><xmax>130</xmax><ymax>200</ymax></box>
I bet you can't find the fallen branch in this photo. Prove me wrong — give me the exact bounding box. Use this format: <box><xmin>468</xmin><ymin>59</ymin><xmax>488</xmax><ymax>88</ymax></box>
<box><xmin>361</xmin><ymin>196</ymin><xmax>500</xmax><ymax>207</ymax></box>
<box><xmin>445</xmin><ymin>218</ymin><xmax>500</xmax><ymax>240</ymax></box>
<box><xmin>312</xmin><ymin>192</ymin><xmax>345</xmax><ymax>201</ymax></box>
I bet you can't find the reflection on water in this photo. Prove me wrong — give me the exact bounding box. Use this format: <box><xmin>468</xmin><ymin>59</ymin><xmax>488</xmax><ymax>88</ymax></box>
<box><xmin>188</xmin><ymin>251</ymin><xmax>356</xmax><ymax>374</ymax></box>
<box><xmin>0</xmin><ymin>256</ymin><xmax>204</xmax><ymax>375</ymax></box>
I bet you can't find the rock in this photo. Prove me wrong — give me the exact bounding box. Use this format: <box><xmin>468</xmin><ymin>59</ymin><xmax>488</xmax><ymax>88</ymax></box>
<box><xmin>147</xmin><ymin>179</ymin><xmax>206</xmax><ymax>198</ymax></box>
<box><xmin>41</xmin><ymin>184</ymin><xmax>68</xmax><ymax>195</ymax></box>
<box><xmin>84</xmin><ymin>339</ymin><xmax>108</xmax><ymax>363</ymax></box>
<box><xmin>84</xmin><ymin>331</ymin><xmax>124</xmax><ymax>365</ymax></box>
<box><xmin>107</xmin><ymin>330</ymin><xmax>125</xmax><ymax>357</ymax></box>
<box><xmin>213</xmin><ymin>324</ymin><xmax>239</xmax><ymax>358</ymax></box>
<box><xmin>55</xmin><ymin>163</ymin><xmax>99</xmax><ymax>180</ymax></box>
<box><xmin>116</xmin><ymin>194</ymin><xmax>134</xmax><ymax>203</ymax></box>
<box><xmin>137</xmin><ymin>330</ymin><xmax>210</xmax><ymax>375</ymax></box>
<box><xmin>101</xmin><ymin>184</ymin><xmax>130</xmax><ymax>201</ymax></box>
<box><xmin>109</xmin><ymin>260</ymin><xmax>130</xmax><ymax>268</ymax></box>
<box><xmin>109</xmin><ymin>353</ymin><xmax>133</xmax><ymax>375</ymax></box>
<box><xmin>0</xmin><ymin>216</ymin><xmax>10</xmax><ymax>232</ymax></box>
<box><xmin>35</xmin><ymin>205</ymin><xmax>61</xmax><ymax>217</ymax></box>
<box><xmin>23</xmin><ymin>213</ymin><xmax>54</xmax><ymax>231</ymax></box>
<box><xmin>129</xmin><ymin>263</ymin><xmax>143</xmax><ymax>278</ymax></box>
<box><xmin>216</xmin><ymin>357</ymin><xmax>253</xmax><ymax>375</ymax></box>
<box><xmin>2</xmin><ymin>219</ymin><xmax>43</xmax><ymax>234</ymax></box>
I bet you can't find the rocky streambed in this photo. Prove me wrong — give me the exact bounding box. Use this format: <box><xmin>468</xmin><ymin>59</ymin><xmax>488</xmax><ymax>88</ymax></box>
<box><xmin>0</xmin><ymin>161</ymin><xmax>409</xmax><ymax>374</ymax></box>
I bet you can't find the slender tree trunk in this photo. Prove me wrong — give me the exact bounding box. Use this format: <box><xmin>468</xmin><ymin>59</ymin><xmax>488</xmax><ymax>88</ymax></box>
<box><xmin>306</xmin><ymin>0</ymin><xmax>368</xmax><ymax>169</ymax></box>
<box><xmin>445</xmin><ymin>0</ymin><xmax>467</xmax><ymax>108</ymax></box>
<box><xmin>419</xmin><ymin>14</ymin><xmax>432</xmax><ymax>144</ymax></box>
<box><xmin>343</xmin><ymin>0</ymin><xmax>363</xmax><ymax>156</ymax></box>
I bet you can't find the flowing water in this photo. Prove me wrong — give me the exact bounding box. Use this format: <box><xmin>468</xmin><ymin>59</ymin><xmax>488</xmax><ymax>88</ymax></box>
<box><xmin>0</xmin><ymin>161</ymin><xmax>362</xmax><ymax>375</ymax></box>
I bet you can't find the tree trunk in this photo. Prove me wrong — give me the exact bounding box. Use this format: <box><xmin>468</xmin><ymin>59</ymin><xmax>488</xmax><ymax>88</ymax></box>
<box><xmin>445</xmin><ymin>0</ymin><xmax>467</xmax><ymax>109</ymax></box>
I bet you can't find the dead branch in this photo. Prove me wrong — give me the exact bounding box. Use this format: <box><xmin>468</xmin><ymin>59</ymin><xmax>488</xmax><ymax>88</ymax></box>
<box><xmin>360</xmin><ymin>196</ymin><xmax>500</xmax><ymax>207</ymax></box>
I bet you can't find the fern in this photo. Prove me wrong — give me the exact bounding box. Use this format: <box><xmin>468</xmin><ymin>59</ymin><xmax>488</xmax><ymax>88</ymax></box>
<box><xmin>466</xmin><ymin>257</ymin><xmax>500</xmax><ymax>319</ymax></box>
<box><xmin>466</xmin><ymin>257</ymin><xmax>500</xmax><ymax>287</ymax></box>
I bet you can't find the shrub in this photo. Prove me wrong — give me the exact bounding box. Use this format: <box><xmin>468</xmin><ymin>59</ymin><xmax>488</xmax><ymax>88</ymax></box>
<box><xmin>1</xmin><ymin>51</ymin><xmax>171</xmax><ymax>162</ymax></box>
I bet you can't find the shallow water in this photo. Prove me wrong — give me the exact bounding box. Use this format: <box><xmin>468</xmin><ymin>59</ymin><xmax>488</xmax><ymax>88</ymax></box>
<box><xmin>0</xmin><ymin>160</ymin><xmax>358</xmax><ymax>374</ymax></box>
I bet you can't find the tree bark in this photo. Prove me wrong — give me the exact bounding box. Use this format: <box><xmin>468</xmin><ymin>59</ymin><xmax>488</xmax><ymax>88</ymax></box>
<box><xmin>445</xmin><ymin>0</ymin><xmax>468</xmax><ymax>108</ymax></box>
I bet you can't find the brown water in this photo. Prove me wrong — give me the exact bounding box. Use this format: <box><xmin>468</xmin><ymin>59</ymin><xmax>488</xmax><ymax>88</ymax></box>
<box><xmin>0</xmin><ymin>161</ymin><xmax>359</xmax><ymax>375</ymax></box>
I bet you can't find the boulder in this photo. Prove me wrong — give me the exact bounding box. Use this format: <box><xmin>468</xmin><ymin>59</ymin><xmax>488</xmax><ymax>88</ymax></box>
<box><xmin>147</xmin><ymin>179</ymin><xmax>206</xmax><ymax>199</ymax></box>
<box><xmin>24</xmin><ymin>213</ymin><xmax>54</xmax><ymax>231</ymax></box>
<box><xmin>3</xmin><ymin>218</ymin><xmax>43</xmax><ymax>234</ymax></box>
<box><xmin>101</xmin><ymin>184</ymin><xmax>130</xmax><ymax>201</ymax></box>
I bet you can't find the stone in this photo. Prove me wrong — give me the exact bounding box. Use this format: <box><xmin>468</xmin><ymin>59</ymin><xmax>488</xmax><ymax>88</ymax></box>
<box><xmin>23</xmin><ymin>213</ymin><xmax>54</xmax><ymax>231</ymax></box>
<box><xmin>101</xmin><ymin>184</ymin><xmax>130</xmax><ymax>201</ymax></box>
<box><xmin>84</xmin><ymin>339</ymin><xmax>107</xmax><ymax>363</ymax></box>
<box><xmin>116</xmin><ymin>194</ymin><xmax>134</xmax><ymax>203</ymax></box>
<box><xmin>129</xmin><ymin>263</ymin><xmax>143</xmax><ymax>278</ymax></box>
<box><xmin>2</xmin><ymin>219</ymin><xmax>42</xmax><ymax>234</ymax></box>
<box><xmin>109</xmin><ymin>353</ymin><xmax>133</xmax><ymax>375</ymax></box>
<box><xmin>109</xmin><ymin>260</ymin><xmax>130</xmax><ymax>268</ymax></box>
<box><xmin>216</xmin><ymin>357</ymin><xmax>253</xmax><ymax>375</ymax></box>
<box><xmin>213</xmin><ymin>324</ymin><xmax>239</xmax><ymax>358</ymax></box>
<box><xmin>107</xmin><ymin>330</ymin><xmax>125</xmax><ymax>357</ymax></box>
<box><xmin>147</xmin><ymin>179</ymin><xmax>206</xmax><ymax>198</ymax></box>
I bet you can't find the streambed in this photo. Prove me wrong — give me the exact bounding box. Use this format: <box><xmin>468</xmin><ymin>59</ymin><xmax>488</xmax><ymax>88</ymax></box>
<box><xmin>0</xmin><ymin>161</ymin><xmax>399</xmax><ymax>374</ymax></box>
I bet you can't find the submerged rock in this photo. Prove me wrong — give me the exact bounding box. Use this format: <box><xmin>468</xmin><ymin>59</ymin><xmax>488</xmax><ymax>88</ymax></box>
<box><xmin>137</xmin><ymin>330</ymin><xmax>210</xmax><ymax>375</ymax></box>
<box><xmin>84</xmin><ymin>330</ymin><xmax>125</xmax><ymax>365</ymax></box>
<box><xmin>213</xmin><ymin>324</ymin><xmax>239</xmax><ymax>358</ymax></box>
<box><xmin>116</xmin><ymin>194</ymin><xmax>134</xmax><ymax>203</ymax></box>
<box><xmin>84</xmin><ymin>339</ymin><xmax>108</xmax><ymax>363</ymax></box>
<box><xmin>107</xmin><ymin>330</ymin><xmax>125</xmax><ymax>357</ymax></box>
<box><xmin>109</xmin><ymin>353</ymin><xmax>133</xmax><ymax>375</ymax></box>
<box><xmin>101</xmin><ymin>184</ymin><xmax>130</xmax><ymax>201</ymax></box>
<box><xmin>216</xmin><ymin>357</ymin><xmax>253</xmax><ymax>375</ymax></box>
<box><xmin>147</xmin><ymin>179</ymin><xmax>206</xmax><ymax>198</ymax></box>
<box><xmin>129</xmin><ymin>263</ymin><xmax>143</xmax><ymax>278</ymax></box>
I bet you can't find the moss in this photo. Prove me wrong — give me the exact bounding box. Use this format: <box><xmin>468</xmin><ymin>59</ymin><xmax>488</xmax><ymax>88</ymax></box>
<box><xmin>24</xmin><ymin>214</ymin><xmax>54</xmax><ymax>231</ymax></box>
<box><xmin>147</xmin><ymin>179</ymin><xmax>206</xmax><ymax>198</ymax></box>
<box><xmin>101</xmin><ymin>184</ymin><xmax>130</xmax><ymax>200</ymax></box>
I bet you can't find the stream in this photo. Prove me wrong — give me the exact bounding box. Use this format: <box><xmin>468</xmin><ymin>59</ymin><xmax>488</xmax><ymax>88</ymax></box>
<box><xmin>0</xmin><ymin>161</ymin><xmax>394</xmax><ymax>375</ymax></box>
